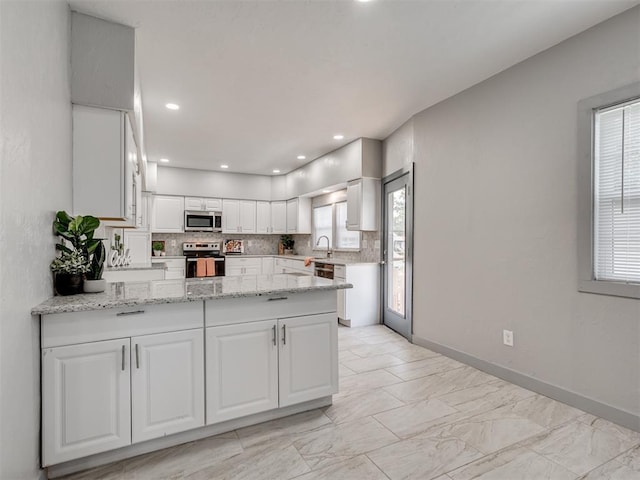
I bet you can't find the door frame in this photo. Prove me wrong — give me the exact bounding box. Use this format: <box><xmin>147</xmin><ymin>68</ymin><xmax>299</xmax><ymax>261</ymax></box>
<box><xmin>381</xmin><ymin>164</ymin><xmax>414</xmax><ymax>341</ymax></box>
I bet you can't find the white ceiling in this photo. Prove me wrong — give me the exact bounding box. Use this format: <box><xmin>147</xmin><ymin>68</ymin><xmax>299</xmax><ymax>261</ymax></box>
<box><xmin>69</xmin><ymin>0</ymin><xmax>638</xmax><ymax>176</ymax></box>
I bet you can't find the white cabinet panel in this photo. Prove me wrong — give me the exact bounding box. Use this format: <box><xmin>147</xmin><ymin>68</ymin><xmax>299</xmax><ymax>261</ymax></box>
<box><xmin>262</xmin><ymin>257</ymin><xmax>275</xmax><ymax>274</ymax></box>
<box><xmin>206</xmin><ymin>320</ymin><xmax>278</xmax><ymax>423</ymax></box>
<box><xmin>224</xmin><ymin>200</ymin><xmax>256</xmax><ymax>233</ymax></box>
<box><xmin>131</xmin><ymin>329</ymin><xmax>204</xmax><ymax>443</ymax></box>
<box><xmin>256</xmin><ymin>201</ymin><xmax>271</xmax><ymax>234</ymax></box>
<box><xmin>73</xmin><ymin>105</ymin><xmax>136</xmax><ymax>224</ymax></box>
<box><xmin>152</xmin><ymin>195</ymin><xmax>184</xmax><ymax>233</ymax></box>
<box><xmin>185</xmin><ymin>197</ymin><xmax>222</xmax><ymax>211</ymax></box>
<box><xmin>271</xmin><ymin>201</ymin><xmax>287</xmax><ymax>234</ymax></box>
<box><xmin>42</xmin><ymin>339</ymin><xmax>131</xmax><ymax>466</ymax></box>
<box><xmin>279</xmin><ymin>313</ymin><xmax>338</xmax><ymax>407</ymax></box>
<box><xmin>286</xmin><ymin>197</ymin><xmax>311</xmax><ymax>234</ymax></box>
<box><xmin>123</xmin><ymin>231</ymin><xmax>151</xmax><ymax>266</ymax></box>
<box><xmin>346</xmin><ymin>178</ymin><xmax>380</xmax><ymax>231</ymax></box>
<box><xmin>336</xmin><ymin>264</ymin><xmax>380</xmax><ymax>327</ymax></box>
<box><xmin>225</xmin><ymin>257</ymin><xmax>262</xmax><ymax>276</ymax></box>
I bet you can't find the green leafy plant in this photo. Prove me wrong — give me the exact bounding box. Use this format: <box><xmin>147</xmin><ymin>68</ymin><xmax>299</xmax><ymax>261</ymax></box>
<box><xmin>53</xmin><ymin>211</ymin><xmax>101</xmax><ymax>262</ymax></box>
<box><xmin>280</xmin><ymin>235</ymin><xmax>295</xmax><ymax>250</ymax></box>
<box><xmin>86</xmin><ymin>241</ymin><xmax>106</xmax><ymax>280</ymax></box>
<box><xmin>52</xmin><ymin>211</ymin><xmax>105</xmax><ymax>279</ymax></box>
<box><xmin>50</xmin><ymin>251</ymin><xmax>90</xmax><ymax>275</ymax></box>
<box><xmin>152</xmin><ymin>241</ymin><xmax>164</xmax><ymax>251</ymax></box>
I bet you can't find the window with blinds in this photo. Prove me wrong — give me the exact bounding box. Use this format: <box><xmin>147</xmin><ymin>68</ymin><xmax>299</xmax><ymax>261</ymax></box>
<box><xmin>313</xmin><ymin>205</ymin><xmax>333</xmax><ymax>248</ymax></box>
<box><xmin>594</xmin><ymin>98</ymin><xmax>640</xmax><ymax>283</ymax></box>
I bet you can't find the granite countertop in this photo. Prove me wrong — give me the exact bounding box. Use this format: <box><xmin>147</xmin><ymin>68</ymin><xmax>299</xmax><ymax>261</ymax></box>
<box><xmin>151</xmin><ymin>255</ymin><xmax>186</xmax><ymax>260</ymax></box>
<box><xmin>235</xmin><ymin>254</ymin><xmax>379</xmax><ymax>266</ymax></box>
<box><xmin>105</xmin><ymin>263</ymin><xmax>165</xmax><ymax>271</ymax></box>
<box><xmin>32</xmin><ymin>274</ymin><xmax>353</xmax><ymax>315</ymax></box>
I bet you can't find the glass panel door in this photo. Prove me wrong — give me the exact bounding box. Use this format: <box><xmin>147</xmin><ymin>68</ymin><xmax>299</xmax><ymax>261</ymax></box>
<box><xmin>383</xmin><ymin>172</ymin><xmax>412</xmax><ymax>339</ymax></box>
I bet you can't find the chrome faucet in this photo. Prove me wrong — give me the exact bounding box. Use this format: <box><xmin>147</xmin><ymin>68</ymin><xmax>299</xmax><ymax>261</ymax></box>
<box><xmin>316</xmin><ymin>235</ymin><xmax>332</xmax><ymax>258</ymax></box>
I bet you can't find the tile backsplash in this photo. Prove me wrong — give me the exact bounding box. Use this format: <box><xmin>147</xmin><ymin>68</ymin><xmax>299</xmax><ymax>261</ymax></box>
<box><xmin>152</xmin><ymin>231</ymin><xmax>381</xmax><ymax>263</ymax></box>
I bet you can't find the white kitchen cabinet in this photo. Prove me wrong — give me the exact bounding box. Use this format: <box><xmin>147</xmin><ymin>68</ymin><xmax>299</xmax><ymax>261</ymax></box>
<box><xmin>152</xmin><ymin>257</ymin><xmax>186</xmax><ymax>279</ymax></box>
<box><xmin>137</xmin><ymin>192</ymin><xmax>152</xmax><ymax>231</ymax></box>
<box><xmin>223</xmin><ymin>199</ymin><xmax>256</xmax><ymax>233</ymax></box>
<box><xmin>262</xmin><ymin>257</ymin><xmax>275</xmax><ymax>274</ymax></box>
<box><xmin>334</xmin><ymin>263</ymin><xmax>380</xmax><ymax>327</ymax></box>
<box><xmin>42</xmin><ymin>338</ymin><xmax>131</xmax><ymax>466</ymax></box>
<box><xmin>131</xmin><ymin>329</ymin><xmax>205</xmax><ymax>443</ymax></box>
<box><xmin>225</xmin><ymin>257</ymin><xmax>262</xmax><ymax>276</ymax></box>
<box><xmin>151</xmin><ymin>195</ymin><xmax>185</xmax><ymax>233</ymax></box>
<box><xmin>185</xmin><ymin>197</ymin><xmax>222</xmax><ymax>211</ymax></box>
<box><xmin>206</xmin><ymin>320</ymin><xmax>279</xmax><ymax>424</ymax></box>
<box><xmin>72</xmin><ymin>105</ymin><xmax>137</xmax><ymax>225</ymax></box>
<box><xmin>123</xmin><ymin>230</ymin><xmax>151</xmax><ymax>266</ymax></box>
<box><xmin>103</xmin><ymin>268</ymin><xmax>164</xmax><ymax>283</ymax></box>
<box><xmin>274</xmin><ymin>257</ymin><xmax>314</xmax><ymax>276</ymax></box>
<box><xmin>346</xmin><ymin>178</ymin><xmax>381</xmax><ymax>231</ymax></box>
<box><xmin>256</xmin><ymin>201</ymin><xmax>271</xmax><ymax>233</ymax></box>
<box><xmin>286</xmin><ymin>197</ymin><xmax>311</xmax><ymax>234</ymax></box>
<box><xmin>279</xmin><ymin>313</ymin><xmax>338</xmax><ymax>407</ymax></box>
<box><xmin>271</xmin><ymin>201</ymin><xmax>287</xmax><ymax>234</ymax></box>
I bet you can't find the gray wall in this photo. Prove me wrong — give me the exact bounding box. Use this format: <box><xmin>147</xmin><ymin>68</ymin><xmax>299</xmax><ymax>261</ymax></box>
<box><xmin>385</xmin><ymin>6</ymin><xmax>640</xmax><ymax>418</ymax></box>
<box><xmin>0</xmin><ymin>1</ymin><xmax>72</xmax><ymax>478</ymax></box>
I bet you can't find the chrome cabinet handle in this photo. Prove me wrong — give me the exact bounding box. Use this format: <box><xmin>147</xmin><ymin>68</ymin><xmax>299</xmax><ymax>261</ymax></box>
<box><xmin>268</xmin><ymin>296</ymin><xmax>288</xmax><ymax>302</ymax></box>
<box><xmin>272</xmin><ymin>325</ymin><xmax>277</xmax><ymax>346</ymax></box>
<box><xmin>282</xmin><ymin>324</ymin><xmax>287</xmax><ymax>345</ymax></box>
<box><xmin>135</xmin><ymin>344</ymin><xmax>140</xmax><ymax>369</ymax></box>
<box><xmin>117</xmin><ymin>310</ymin><xmax>145</xmax><ymax>317</ymax></box>
<box><xmin>121</xmin><ymin>345</ymin><xmax>125</xmax><ymax>371</ymax></box>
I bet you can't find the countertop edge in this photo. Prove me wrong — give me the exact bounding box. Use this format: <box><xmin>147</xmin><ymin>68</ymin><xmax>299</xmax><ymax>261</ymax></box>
<box><xmin>32</xmin><ymin>282</ymin><xmax>353</xmax><ymax>316</ymax></box>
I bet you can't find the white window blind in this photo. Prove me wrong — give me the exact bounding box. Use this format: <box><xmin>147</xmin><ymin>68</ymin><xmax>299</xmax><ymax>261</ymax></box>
<box><xmin>313</xmin><ymin>205</ymin><xmax>333</xmax><ymax>248</ymax></box>
<box><xmin>336</xmin><ymin>202</ymin><xmax>360</xmax><ymax>249</ymax></box>
<box><xmin>594</xmin><ymin>98</ymin><xmax>640</xmax><ymax>283</ymax></box>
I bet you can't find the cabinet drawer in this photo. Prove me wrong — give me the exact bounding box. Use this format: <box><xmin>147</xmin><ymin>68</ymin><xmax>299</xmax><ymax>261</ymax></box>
<box><xmin>205</xmin><ymin>290</ymin><xmax>336</xmax><ymax>326</ymax></box>
<box><xmin>42</xmin><ymin>301</ymin><xmax>203</xmax><ymax>348</ymax></box>
<box><xmin>226</xmin><ymin>257</ymin><xmax>262</xmax><ymax>268</ymax></box>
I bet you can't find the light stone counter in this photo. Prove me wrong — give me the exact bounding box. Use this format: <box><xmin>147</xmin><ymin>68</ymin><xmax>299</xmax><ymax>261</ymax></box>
<box><xmin>32</xmin><ymin>274</ymin><xmax>352</xmax><ymax>315</ymax></box>
<box><xmin>234</xmin><ymin>254</ymin><xmax>379</xmax><ymax>266</ymax></box>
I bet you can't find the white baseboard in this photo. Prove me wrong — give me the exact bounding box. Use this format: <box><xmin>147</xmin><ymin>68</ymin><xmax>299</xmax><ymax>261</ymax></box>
<box><xmin>412</xmin><ymin>335</ymin><xmax>640</xmax><ymax>433</ymax></box>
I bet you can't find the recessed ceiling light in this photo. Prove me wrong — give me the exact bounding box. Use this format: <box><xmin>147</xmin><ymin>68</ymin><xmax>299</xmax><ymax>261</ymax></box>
<box><xmin>333</xmin><ymin>134</ymin><xmax>344</xmax><ymax>140</ymax></box>
<box><xmin>357</xmin><ymin>0</ymin><xmax>373</xmax><ymax>2</ymax></box>
<box><xmin>165</xmin><ymin>103</ymin><xmax>180</xmax><ymax>110</ymax></box>
<box><xmin>322</xmin><ymin>190</ymin><xmax>331</xmax><ymax>193</ymax></box>
<box><xmin>220</xmin><ymin>164</ymin><xmax>229</xmax><ymax>169</ymax></box>
<box><xmin>273</xmin><ymin>169</ymin><xmax>281</xmax><ymax>174</ymax></box>
<box><xmin>159</xmin><ymin>158</ymin><xmax>169</xmax><ymax>163</ymax></box>
<box><xmin>297</xmin><ymin>155</ymin><xmax>306</xmax><ymax>160</ymax></box>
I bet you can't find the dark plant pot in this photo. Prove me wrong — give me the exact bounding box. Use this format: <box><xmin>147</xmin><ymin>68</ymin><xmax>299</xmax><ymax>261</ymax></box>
<box><xmin>55</xmin><ymin>273</ymin><xmax>84</xmax><ymax>296</ymax></box>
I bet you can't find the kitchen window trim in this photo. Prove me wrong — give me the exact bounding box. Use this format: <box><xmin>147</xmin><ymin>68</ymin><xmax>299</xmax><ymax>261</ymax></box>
<box><xmin>577</xmin><ymin>81</ymin><xmax>640</xmax><ymax>299</ymax></box>
<box><xmin>312</xmin><ymin>199</ymin><xmax>361</xmax><ymax>252</ymax></box>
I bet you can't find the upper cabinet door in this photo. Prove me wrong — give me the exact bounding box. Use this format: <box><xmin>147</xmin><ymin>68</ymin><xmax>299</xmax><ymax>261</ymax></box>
<box><xmin>271</xmin><ymin>201</ymin><xmax>287</xmax><ymax>234</ymax></box>
<box><xmin>131</xmin><ymin>329</ymin><xmax>205</xmax><ymax>444</ymax></box>
<box><xmin>239</xmin><ymin>200</ymin><xmax>257</xmax><ymax>234</ymax></box>
<box><xmin>151</xmin><ymin>195</ymin><xmax>185</xmax><ymax>233</ymax></box>
<box><xmin>256</xmin><ymin>201</ymin><xmax>271</xmax><ymax>234</ymax></box>
<box><xmin>222</xmin><ymin>199</ymin><xmax>240</xmax><ymax>233</ymax></box>
<box><xmin>204</xmin><ymin>198</ymin><xmax>223</xmax><ymax>211</ymax></box>
<box><xmin>73</xmin><ymin>105</ymin><xmax>127</xmax><ymax>220</ymax></box>
<box><xmin>185</xmin><ymin>197</ymin><xmax>204</xmax><ymax>210</ymax></box>
<box><xmin>346</xmin><ymin>178</ymin><xmax>380</xmax><ymax>231</ymax></box>
<box><xmin>286</xmin><ymin>197</ymin><xmax>311</xmax><ymax>234</ymax></box>
<box><xmin>42</xmin><ymin>339</ymin><xmax>131</xmax><ymax>466</ymax></box>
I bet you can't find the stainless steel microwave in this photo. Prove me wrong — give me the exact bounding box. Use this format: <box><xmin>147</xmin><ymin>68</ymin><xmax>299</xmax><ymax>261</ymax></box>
<box><xmin>184</xmin><ymin>210</ymin><xmax>222</xmax><ymax>232</ymax></box>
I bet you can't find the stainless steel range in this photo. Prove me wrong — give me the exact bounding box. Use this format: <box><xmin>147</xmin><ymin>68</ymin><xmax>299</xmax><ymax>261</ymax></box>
<box><xmin>183</xmin><ymin>242</ymin><xmax>225</xmax><ymax>278</ymax></box>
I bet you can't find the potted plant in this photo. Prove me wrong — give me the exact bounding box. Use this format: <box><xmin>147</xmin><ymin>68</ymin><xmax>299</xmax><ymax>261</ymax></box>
<box><xmin>50</xmin><ymin>251</ymin><xmax>89</xmax><ymax>296</ymax></box>
<box><xmin>51</xmin><ymin>211</ymin><xmax>104</xmax><ymax>294</ymax></box>
<box><xmin>84</xmin><ymin>241</ymin><xmax>106</xmax><ymax>293</ymax></box>
<box><xmin>280</xmin><ymin>235</ymin><xmax>295</xmax><ymax>255</ymax></box>
<box><xmin>152</xmin><ymin>241</ymin><xmax>164</xmax><ymax>257</ymax></box>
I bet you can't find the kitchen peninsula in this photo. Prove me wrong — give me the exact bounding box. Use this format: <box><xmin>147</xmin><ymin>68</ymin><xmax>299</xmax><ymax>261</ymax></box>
<box><xmin>33</xmin><ymin>274</ymin><xmax>351</xmax><ymax>476</ymax></box>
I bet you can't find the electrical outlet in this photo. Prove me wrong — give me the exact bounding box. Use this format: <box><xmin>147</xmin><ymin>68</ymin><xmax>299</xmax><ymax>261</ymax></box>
<box><xmin>374</xmin><ymin>240</ymin><xmax>381</xmax><ymax>249</ymax></box>
<box><xmin>170</xmin><ymin>239</ymin><xmax>176</xmax><ymax>247</ymax></box>
<box><xmin>503</xmin><ymin>329</ymin><xmax>514</xmax><ymax>347</ymax></box>
<box><xmin>248</xmin><ymin>240</ymin><xmax>253</xmax><ymax>247</ymax></box>
<box><xmin>362</xmin><ymin>239</ymin><xmax>368</xmax><ymax>248</ymax></box>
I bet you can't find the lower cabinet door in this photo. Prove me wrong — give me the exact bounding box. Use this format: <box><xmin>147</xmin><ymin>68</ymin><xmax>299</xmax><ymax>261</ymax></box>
<box><xmin>279</xmin><ymin>313</ymin><xmax>338</xmax><ymax>407</ymax></box>
<box><xmin>206</xmin><ymin>320</ymin><xmax>278</xmax><ymax>424</ymax></box>
<box><xmin>131</xmin><ymin>329</ymin><xmax>205</xmax><ymax>443</ymax></box>
<box><xmin>42</xmin><ymin>338</ymin><xmax>131</xmax><ymax>466</ymax></box>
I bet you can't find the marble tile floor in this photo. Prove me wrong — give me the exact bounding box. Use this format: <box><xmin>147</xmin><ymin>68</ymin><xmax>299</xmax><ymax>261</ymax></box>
<box><xmin>57</xmin><ymin>324</ymin><xmax>640</xmax><ymax>480</ymax></box>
